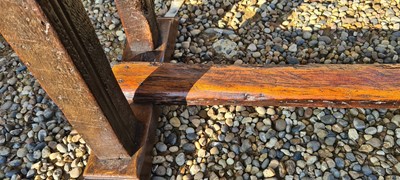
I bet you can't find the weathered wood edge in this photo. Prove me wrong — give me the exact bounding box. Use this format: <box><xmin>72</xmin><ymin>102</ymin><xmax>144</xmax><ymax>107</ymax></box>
<box><xmin>83</xmin><ymin>104</ymin><xmax>159</xmax><ymax>179</ymax></box>
<box><xmin>0</xmin><ymin>0</ymin><xmax>141</xmax><ymax>159</ymax></box>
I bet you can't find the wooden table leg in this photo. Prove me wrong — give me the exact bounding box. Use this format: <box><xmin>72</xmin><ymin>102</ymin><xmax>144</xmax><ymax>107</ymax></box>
<box><xmin>115</xmin><ymin>0</ymin><xmax>160</xmax><ymax>58</ymax></box>
<box><xmin>0</xmin><ymin>0</ymin><xmax>143</xmax><ymax>159</ymax></box>
<box><xmin>84</xmin><ymin>104</ymin><xmax>160</xmax><ymax>179</ymax></box>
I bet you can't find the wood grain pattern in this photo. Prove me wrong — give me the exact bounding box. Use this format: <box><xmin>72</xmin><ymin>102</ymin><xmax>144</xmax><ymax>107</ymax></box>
<box><xmin>114</xmin><ymin>62</ymin><xmax>400</xmax><ymax>108</ymax></box>
<box><xmin>0</xmin><ymin>0</ymin><xmax>141</xmax><ymax>159</ymax></box>
<box><xmin>122</xmin><ymin>17</ymin><xmax>178</xmax><ymax>62</ymax></box>
<box><xmin>84</xmin><ymin>104</ymin><xmax>159</xmax><ymax>179</ymax></box>
<box><xmin>115</xmin><ymin>0</ymin><xmax>159</xmax><ymax>58</ymax></box>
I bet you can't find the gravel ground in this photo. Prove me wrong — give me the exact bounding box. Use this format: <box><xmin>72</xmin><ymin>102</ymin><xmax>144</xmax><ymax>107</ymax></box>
<box><xmin>0</xmin><ymin>0</ymin><xmax>400</xmax><ymax>179</ymax></box>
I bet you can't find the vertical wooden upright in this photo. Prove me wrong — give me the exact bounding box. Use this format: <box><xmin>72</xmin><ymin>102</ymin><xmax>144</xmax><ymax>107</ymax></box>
<box><xmin>115</xmin><ymin>0</ymin><xmax>160</xmax><ymax>58</ymax></box>
<box><xmin>0</xmin><ymin>0</ymin><xmax>142</xmax><ymax>160</ymax></box>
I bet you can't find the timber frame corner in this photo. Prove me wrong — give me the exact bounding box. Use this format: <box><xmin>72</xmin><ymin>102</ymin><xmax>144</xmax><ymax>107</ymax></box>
<box><xmin>0</xmin><ymin>0</ymin><xmax>399</xmax><ymax>179</ymax></box>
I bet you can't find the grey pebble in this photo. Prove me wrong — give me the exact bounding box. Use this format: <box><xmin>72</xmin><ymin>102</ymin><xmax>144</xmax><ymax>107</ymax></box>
<box><xmin>353</xmin><ymin>119</ymin><xmax>366</xmax><ymax>130</ymax></box>
<box><xmin>274</xmin><ymin>119</ymin><xmax>286</xmax><ymax>131</ymax></box>
<box><xmin>155</xmin><ymin>142</ymin><xmax>168</xmax><ymax>152</ymax></box>
<box><xmin>320</xmin><ymin>115</ymin><xmax>336</xmax><ymax>125</ymax></box>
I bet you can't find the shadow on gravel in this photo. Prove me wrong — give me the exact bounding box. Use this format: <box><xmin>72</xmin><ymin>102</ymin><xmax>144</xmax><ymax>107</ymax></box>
<box><xmin>177</xmin><ymin>0</ymin><xmax>400</xmax><ymax>64</ymax></box>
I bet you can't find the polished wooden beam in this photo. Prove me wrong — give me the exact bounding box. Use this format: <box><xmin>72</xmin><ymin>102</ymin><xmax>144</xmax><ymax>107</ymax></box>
<box><xmin>114</xmin><ymin>62</ymin><xmax>400</xmax><ymax>108</ymax></box>
<box><xmin>0</xmin><ymin>0</ymin><xmax>142</xmax><ymax>159</ymax></box>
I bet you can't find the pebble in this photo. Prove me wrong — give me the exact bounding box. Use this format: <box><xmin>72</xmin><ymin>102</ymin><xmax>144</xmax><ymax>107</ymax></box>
<box><xmin>56</xmin><ymin>144</ymin><xmax>67</xmax><ymax>153</ymax></box>
<box><xmin>170</xmin><ymin>117</ymin><xmax>181</xmax><ymax>127</ymax></box>
<box><xmin>190</xmin><ymin>165</ymin><xmax>201</xmax><ymax>175</ymax></box>
<box><xmin>274</xmin><ymin>119</ymin><xmax>286</xmax><ymax>131</ymax></box>
<box><xmin>155</xmin><ymin>142</ymin><xmax>168</xmax><ymax>152</ymax></box>
<box><xmin>16</xmin><ymin>147</ymin><xmax>28</xmax><ymax>157</ymax></box>
<box><xmin>288</xmin><ymin>44</ymin><xmax>297</xmax><ymax>52</ymax></box>
<box><xmin>307</xmin><ymin>141</ymin><xmax>321</xmax><ymax>152</ymax></box>
<box><xmin>348</xmin><ymin>128</ymin><xmax>359</xmax><ymax>140</ymax></box>
<box><xmin>69</xmin><ymin>168</ymin><xmax>81</xmax><ymax>178</ymax></box>
<box><xmin>353</xmin><ymin>119</ymin><xmax>366</xmax><ymax>130</ymax></box>
<box><xmin>182</xmin><ymin>143</ymin><xmax>196</xmax><ymax>154</ymax></box>
<box><xmin>320</xmin><ymin>115</ymin><xmax>336</xmax><ymax>125</ymax></box>
<box><xmin>38</xmin><ymin>129</ymin><xmax>47</xmax><ymax>142</ymax></box>
<box><xmin>0</xmin><ymin>146</ymin><xmax>10</xmax><ymax>156</ymax></box>
<box><xmin>365</xmin><ymin>127</ymin><xmax>377</xmax><ymax>135</ymax></box>
<box><xmin>175</xmin><ymin>153</ymin><xmax>185</xmax><ymax>166</ymax></box>
<box><xmin>255</xmin><ymin>107</ymin><xmax>266</xmax><ymax>115</ymax></box>
<box><xmin>266</xmin><ymin>108</ymin><xmax>275</xmax><ymax>115</ymax></box>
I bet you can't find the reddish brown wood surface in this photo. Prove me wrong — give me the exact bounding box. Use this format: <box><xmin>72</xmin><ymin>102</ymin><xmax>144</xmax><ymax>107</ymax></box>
<box><xmin>0</xmin><ymin>0</ymin><xmax>142</xmax><ymax>159</ymax></box>
<box><xmin>115</xmin><ymin>0</ymin><xmax>159</xmax><ymax>58</ymax></box>
<box><xmin>84</xmin><ymin>104</ymin><xmax>159</xmax><ymax>179</ymax></box>
<box><xmin>114</xmin><ymin>62</ymin><xmax>400</xmax><ymax>108</ymax></box>
<box><xmin>123</xmin><ymin>17</ymin><xmax>178</xmax><ymax>62</ymax></box>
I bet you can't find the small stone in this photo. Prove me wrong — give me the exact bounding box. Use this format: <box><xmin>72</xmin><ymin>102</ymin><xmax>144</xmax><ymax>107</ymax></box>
<box><xmin>263</xmin><ymin>168</ymin><xmax>275</xmax><ymax>177</ymax></box>
<box><xmin>190</xmin><ymin>164</ymin><xmax>201</xmax><ymax>175</ymax></box>
<box><xmin>303</xmin><ymin>32</ymin><xmax>312</xmax><ymax>39</ymax></box>
<box><xmin>165</xmin><ymin>133</ymin><xmax>177</xmax><ymax>145</ymax></box>
<box><xmin>7</xmin><ymin>77</ymin><xmax>17</xmax><ymax>85</ymax></box>
<box><xmin>348</xmin><ymin>129</ymin><xmax>359</xmax><ymax>141</ymax></box>
<box><xmin>8</xmin><ymin>159</ymin><xmax>22</xmax><ymax>167</ymax></box>
<box><xmin>226</xmin><ymin>158</ymin><xmax>234</xmax><ymax>165</ymax></box>
<box><xmin>306</xmin><ymin>155</ymin><xmax>318</xmax><ymax>165</ymax></box>
<box><xmin>38</xmin><ymin>129</ymin><xmax>47</xmax><ymax>142</ymax></box>
<box><xmin>287</xmin><ymin>57</ymin><xmax>299</xmax><ymax>64</ymax></box>
<box><xmin>335</xmin><ymin>157</ymin><xmax>345</xmax><ymax>169</ymax></box>
<box><xmin>365</xmin><ymin>127</ymin><xmax>377</xmax><ymax>135</ymax></box>
<box><xmin>180</xmin><ymin>109</ymin><xmax>189</xmax><ymax>119</ymax></box>
<box><xmin>0</xmin><ymin>101</ymin><xmax>12</xmax><ymax>110</ymax></box>
<box><xmin>359</xmin><ymin>144</ymin><xmax>373</xmax><ymax>153</ymax></box>
<box><xmin>56</xmin><ymin>144</ymin><xmax>67</xmax><ymax>153</ymax></box>
<box><xmin>274</xmin><ymin>119</ymin><xmax>286</xmax><ymax>131</ymax></box>
<box><xmin>156</xmin><ymin>166</ymin><xmax>166</xmax><ymax>176</ymax></box>
<box><xmin>319</xmin><ymin>36</ymin><xmax>332</xmax><ymax>44</ymax></box>
<box><xmin>353</xmin><ymin>119</ymin><xmax>366</xmax><ymax>130</ymax></box>
<box><xmin>288</xmin><ymin>44</ymin><xmax>297</xmax><ymax>52</ymax></box>
<box><xmin>212</xmin><ymin>39</ymin><xmax>238</xmax><ymax>58</ymax></box>
<box><xmin>26</xmin><ymin>169</ymin><xmax>36</xmax><ymax>178</ymax></box>
<box><xmin>176</xmin><ymin>153</ymin><xmax>185</xmax><ymax>166</ymax></box>
<box><xmin>255</xmin><ymin>107</ymin><xmax>266</xmax><ymax>115</ymax></box>
<box><xmin>349</xmin><ymin>109</ymin><xmax>359</xmax><ymax>116</ymax></box>
<box><xmin>320</xmin><ymin>115</ymin><xmax>336</xmax><ymax>125</ymax></box>
<box><xmin>392</xmin><ymin>115</ymin><xmax>400</xmax><ymax>126</ymax></box>
<box><xmin>247</xmin><ymin>44</ymin><xmax>257</xmax><ymax>51</ymax></box>
<box><xmin>155</xmin><ymin>142</ymin><xmax>167</xmax><ymax>152</ymax></box>
<box><xmin>69</xmin><ymin>167</ymin><xmax>81</xmax><ymax>178</ymax></box>
<box><xmin>198</xmin><ymin>149</ymin><xmax>206</xmax><ymax>158</ymax></box>
<box><xmin>190</xmin><ymin>29</ymin><xmax>201</xmax><ymax>36</ymax></box>
<box><xmin>210</xmin><ymin>147</ymin><xmax>219</xmax><ymax>155</ymax></box>
<box><xmin>183</xmin><ymin>143</ymin><xmax>196</xmax><ymax>153</ymax></box>
<box><xmin>252</xmin><ymin>52</ymin><xmax>261</xmax><ymax>58</ymax></box>
<box><xmin>17</xmin><ymin>147</ymin><xmax>28</xmax><ymax>158</ymax></box>
<box><xmin>285</xmin><ymin>160</ymin><xmax>296</xmax><ymax>175</ymax></box>
<box><xmin>266</xmin><ymin>108</ymin><xmax>275</xmax><ymax>115</ymax></box>
<box><xmin>0</xmin><ymin>146</ymin><xmax>10</xmax><ymax>156</ymax></box>
<box><xmin>307</xmin><ymin>141</ymin><xmax>321</xmax><ymax>152</ymax></box>
<box><xmin>394</xmin><ymin>163</ymin><xmax>400</xmax><ymax>173</ymax></box>
<box><xmin>170</xmin><ymin>117</ymin><xmax>181</xmax><ymax>127</ymax></box>
<box><xmin>367</xmin><ymin>138</ymin><xmax>382</xmax><ymax>148</ymax></box>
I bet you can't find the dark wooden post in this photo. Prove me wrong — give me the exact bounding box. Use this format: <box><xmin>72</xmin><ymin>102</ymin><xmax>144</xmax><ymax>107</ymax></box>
<box><xmin>0</xmin><ymin>0</ymin><xmax>143</xmax><ymax>160</ymax></box>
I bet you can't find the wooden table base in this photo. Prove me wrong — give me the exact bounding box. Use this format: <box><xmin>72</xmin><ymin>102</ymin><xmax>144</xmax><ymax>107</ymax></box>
<box><xmin>84</xmin><ymin>104</ymin><xmax>159</xmax><ymax>179</ymax></box>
